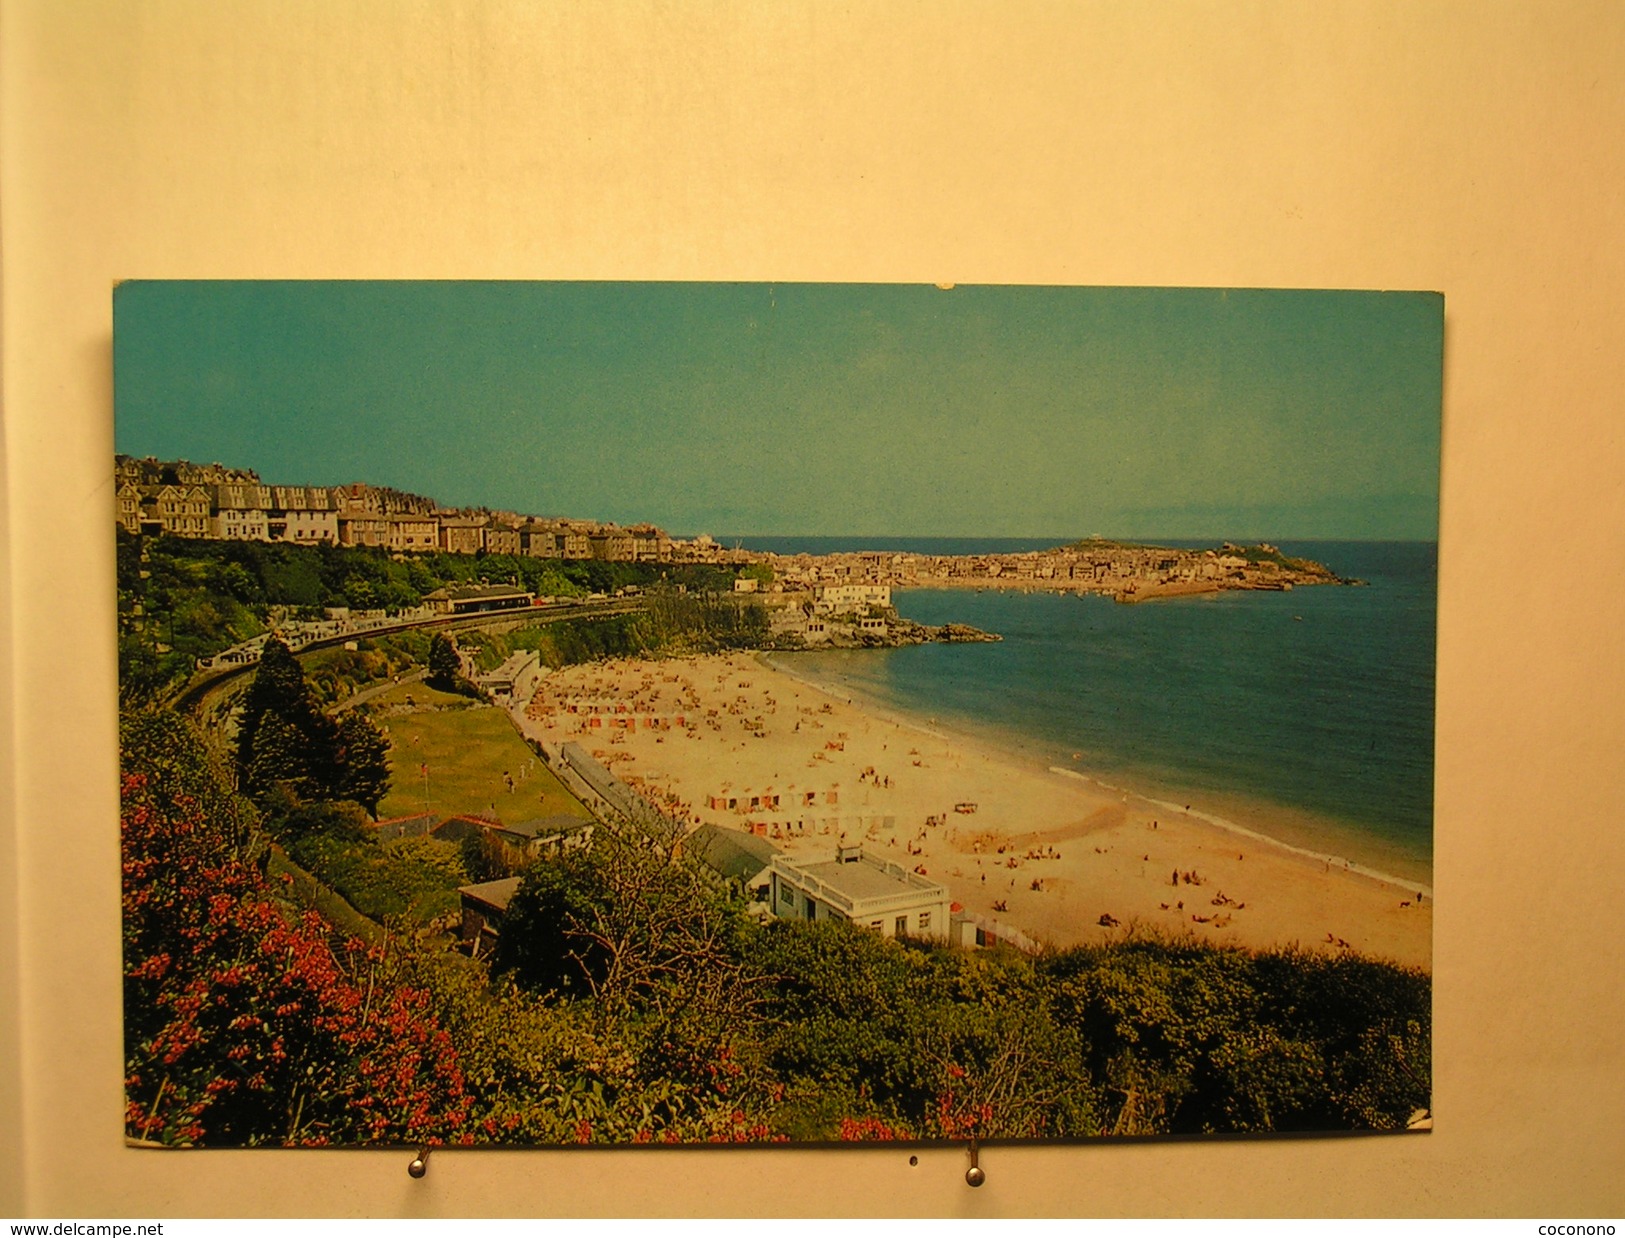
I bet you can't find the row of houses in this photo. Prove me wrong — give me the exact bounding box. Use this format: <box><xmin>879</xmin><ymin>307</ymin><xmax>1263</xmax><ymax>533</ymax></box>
<box><xmin>116</xmin><ymin>476</ymin><xmax>677</xmax><ymax>560</ymax></box>
<box><xmin>114</xmin><ymin>456</ymin><xmax>731</xmax><ymax>563</ymax></box>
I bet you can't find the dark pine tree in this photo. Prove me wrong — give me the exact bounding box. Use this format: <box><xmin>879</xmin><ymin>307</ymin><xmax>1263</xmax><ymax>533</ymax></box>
<box><xmin>244</xmin><ymin>711</ymin><xmax>324</xmax><ymax>803</ymax></box>
<box><xmin>236</xmin><ymin>636</ymin><xmax>354</xmax><ymax>806</ymax></box>
<box><xmin>427</xmin><ymin>633</ymin><xmax>461</xmax><ymax>691</ymax></box>
<box><xmin>330</xmin><ymin>711</ymin><xmax>391</xmax><ymax>816</ymax></box>
<box><xmin>235</xmin><ymin>637</ymin><xmax>317</xmax><ymax>784</ymax></box>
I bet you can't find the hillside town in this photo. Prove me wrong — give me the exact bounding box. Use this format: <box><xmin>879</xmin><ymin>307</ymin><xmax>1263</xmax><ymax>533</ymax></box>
<box><xmin>117</xmin><ymin>455</ymin><xmax>1355</xmax><ymax>606</ymax></box>
<box><xmin>115</xmin><ymin>455</ymin><xmax>739</xmax><ymax>565</ymax></box>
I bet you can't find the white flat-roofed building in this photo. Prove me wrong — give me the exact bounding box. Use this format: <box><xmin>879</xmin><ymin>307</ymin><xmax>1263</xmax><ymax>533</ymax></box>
<box><xmin>812</xmin><ymin>583</ymin><xmax>892</xmax><ymax>614</ymax></box>
<box><xmin>478</xmin><ymin>649</ymin><xmax>545</xmax><ymax>702</ymax></box>
<box><xmin>769</xmin><ymin>846</ymin><xmax>949</xmax><ymax>940</ymax></box>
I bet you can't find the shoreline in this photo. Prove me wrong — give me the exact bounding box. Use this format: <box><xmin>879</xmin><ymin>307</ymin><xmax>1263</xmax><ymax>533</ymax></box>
<box><xmin>766</xmin><ymin>649</ymin><xmax>1433</xmax><ymax>895</ymax></box>
<box><xmin>514</xmin><ymin>651</ymin><xmax>1433</xmax><ymax>970</ymax></box>
<box><xmin>1126</xmin><ymin>785</ymin><xmax>1432</xmax><ymax>901</ymax></box>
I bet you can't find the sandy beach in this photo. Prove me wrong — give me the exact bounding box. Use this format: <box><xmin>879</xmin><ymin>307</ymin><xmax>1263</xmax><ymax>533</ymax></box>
<box><xmin>513</xmin><ymin>652</ymin><xmax>1432</xmax><ymax>970</ymax></box>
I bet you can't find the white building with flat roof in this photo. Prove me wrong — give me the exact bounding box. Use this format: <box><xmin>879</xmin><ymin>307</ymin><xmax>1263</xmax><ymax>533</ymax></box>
<box><xmin>478</xmin><ymin>649</ymin><xmax>545</xmax><ymax>703</ymax></box>
<box><xmin>812</xmin><ymin>583</ymin><xmax>892</xmax><ymax>614</ymax></box>
<box><xmin>768</xmin><ymin>846</ymin><xmax>949</xmax><ymax>940</ymax></box>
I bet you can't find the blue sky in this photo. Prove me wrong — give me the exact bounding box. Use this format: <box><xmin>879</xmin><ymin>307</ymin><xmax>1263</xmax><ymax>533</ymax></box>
<box><xmin>113</xmin><ymin>282</ymin><xmax>1441</xmax><ymax>540</ymax></box>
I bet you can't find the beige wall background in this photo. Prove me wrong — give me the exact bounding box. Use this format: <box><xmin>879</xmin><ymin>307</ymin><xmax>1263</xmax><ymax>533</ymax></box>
<box><xmin>3</xmin><ymin>0</ymin><xmax>1622</xmax><ymax>1217</ymax></box>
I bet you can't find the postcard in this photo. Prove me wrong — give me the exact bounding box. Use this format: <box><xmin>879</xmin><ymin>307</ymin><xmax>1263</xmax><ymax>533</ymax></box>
<box><xmin>115</xmin><ymin>281</ymin><xmax>1439</xmax><ymax>1146</ymax></box>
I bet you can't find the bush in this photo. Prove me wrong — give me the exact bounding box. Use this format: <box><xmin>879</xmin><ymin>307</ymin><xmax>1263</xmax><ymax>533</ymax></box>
<box><xmin>120</xmin><ymin>710</ymin><xmax>472</xmax><ymax>1147</ymax></box>
<box><xmin>286</xmin><ymin>829</ymin><xmax>469</xmax><ymax>926</ymax></box>
<box><xmin>1042</xmin><ymin>937</ymin><xmax>1430</xmax><ymax>1134</ymax></box>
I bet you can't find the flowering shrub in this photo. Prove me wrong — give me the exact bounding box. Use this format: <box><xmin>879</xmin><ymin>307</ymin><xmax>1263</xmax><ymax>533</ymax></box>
<box><xmin>121</xmin><ymin>715</ymin><xmax>473</xmax><ymax>1147</ymax></box>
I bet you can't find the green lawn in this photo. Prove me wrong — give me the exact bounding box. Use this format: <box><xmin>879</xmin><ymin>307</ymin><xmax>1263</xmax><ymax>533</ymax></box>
<box><xmin>375</xmin><ymin>692</ymin><xmax>592</xmax><ymax>826</ymax></box>
<box><xmin>370</xmin><ymin>681</ymin><xmax>467</xmax><ymax>710</ymax></box>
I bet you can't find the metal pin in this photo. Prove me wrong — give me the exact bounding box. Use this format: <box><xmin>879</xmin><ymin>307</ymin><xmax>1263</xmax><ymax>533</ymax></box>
<box><xmin>408</xmin><ymin>1148</ymin><xmax>430</xmax><ymax>1179</ymax></box>
<box><xmin>965</xmin><ymin>1138</ymin><xmax>986</xmax><ymax>1188</ymax></box>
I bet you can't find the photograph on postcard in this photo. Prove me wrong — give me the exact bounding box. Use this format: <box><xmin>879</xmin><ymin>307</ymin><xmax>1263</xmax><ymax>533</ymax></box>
<box><xmin>114</xmin><ymin>282</ymin><xmax>1438</xmax><ymax>1147</ymax></box>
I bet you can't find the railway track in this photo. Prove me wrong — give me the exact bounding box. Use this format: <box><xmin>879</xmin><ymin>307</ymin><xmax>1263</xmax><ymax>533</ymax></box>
<box><xmin>167</xmin><ymin>597</ymin><xmax>645</xmax><ymax>715</ymax></box>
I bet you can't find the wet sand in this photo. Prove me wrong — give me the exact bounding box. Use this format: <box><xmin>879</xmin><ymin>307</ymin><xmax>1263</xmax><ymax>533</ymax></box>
<box><xmin>513</xmin><ymin>652</ymin><xmax>1432</xmax><ymax>969</ymax></box>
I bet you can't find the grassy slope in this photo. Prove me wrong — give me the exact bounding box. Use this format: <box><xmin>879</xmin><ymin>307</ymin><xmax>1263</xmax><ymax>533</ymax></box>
<box><xmin>373</xmin><ymin>685</ymin><xmax>591</xmax><ymax>824</ymax></box>
<box><xmin>266</xmin><ymin>846</ymin><xmax>385</xmax><ymax>944</ymax></box>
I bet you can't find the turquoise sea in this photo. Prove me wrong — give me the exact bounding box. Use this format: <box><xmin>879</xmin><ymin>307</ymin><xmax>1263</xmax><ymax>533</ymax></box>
<box><xmin>731</xmin><ymin>538</ymin><xmax>1437</xmax><ymax>887</ymax></box>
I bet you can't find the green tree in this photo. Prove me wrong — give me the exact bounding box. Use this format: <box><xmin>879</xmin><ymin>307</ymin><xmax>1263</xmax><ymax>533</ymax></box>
<box><xmin>427</xmin><ymin>633</ymin><xmax>462</xmax><ymax>690</ymax></box>
<box><xmin>235</xmin><ymin>637</ymin><xmax>320</xmax><ymax>786</ymax></box>
<box><xmin>458</xmin><ymin>830</ymin><xmax>512</xmax><ymax>883</ymax></box>
<box><xmin>341</xmin><ymin>576</ymin><xmax>378</xmax><ymax>610</ymax></box>
<box><xmin>489</xmin><ymin>824</ymin><xmax>790</xmax><ymax>1141</ymax></box>
<box><xmin>270</xmin><ymin>798</ymin><xmax>371</xmax><ymax>845</ymax></box>
<box><xmin>330</xmin><ymin>711</ymin><xmax>391</xmax><ymax>815</ymax></box>
<box><xmin>236</xmin><ymin>637</ymin><xmax>393</xmax><ymax>812</ymax></box>
<box><xmin>245</xmin><ymin>712</ymin><xmax>325</xmax><ymax>804</ymax></box>
<box><xmin>208</xmin><ymin>560</ymin><xmax>262</xmax><ymax>604</ymax></box>
<box><xmin>119</xmin><ymin>633</ymin><xmax>191</xmax><ymax>706</ymax></box>
<box><xmin>122</xmin><ymin>708</ymin><xmax>263</xmax><ymax>867</ymax></box>
<box><xmin>492</xmin><ymin>825</ymin><xmax>750</xmax><ymax>1014</ymax></box>
<box><xmin>1040</xmin><ymin>938</ymin><xmax>1430</xmax><ymax>1135</ymax></box>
